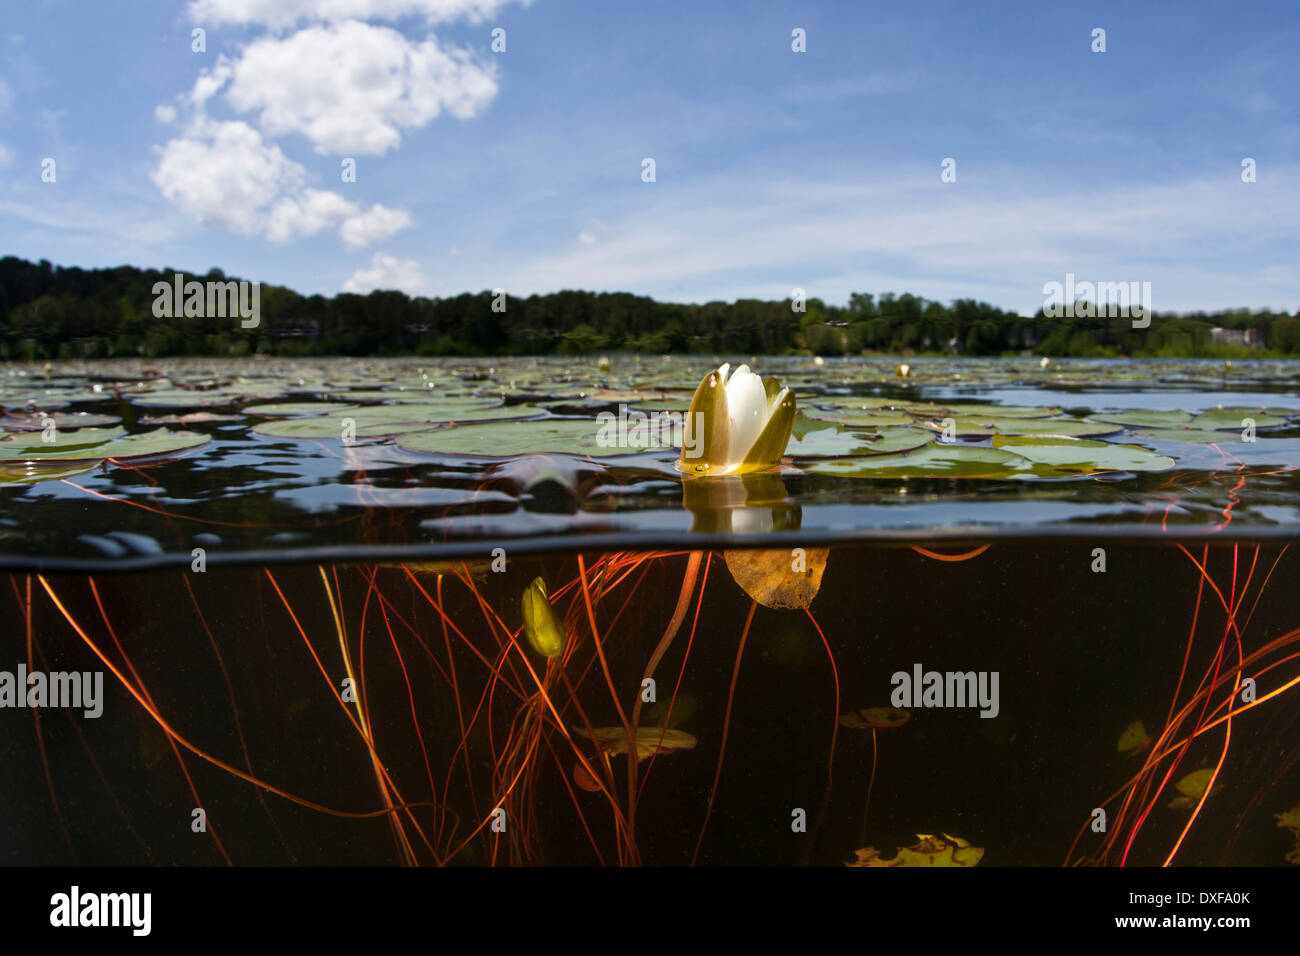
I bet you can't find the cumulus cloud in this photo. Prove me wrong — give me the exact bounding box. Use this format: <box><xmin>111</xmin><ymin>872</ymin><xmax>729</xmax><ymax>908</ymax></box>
<box><xmin>152</xmin><ymin>119</ymin><xmax>303</xmax><ymax>235</ymax></box>
<box><xmin>152</xmin><ymin>119</ymin><xmax>413</xmax><ymax>245</ymax></box>
<box><xmin>339</xmin><ymin>203</ymin><xmax>414</xmax><ymax>248</ymax></box>
<box><xmin>224</xmin><ymin>20</ymin><xmax>496</xmax><ymax>155</ymax></box>
<box><xmin>343</xmin><ymin>251</ymin><xmax>432</xmax><ymax>294</ymax></box>
<box><xmin>189</xmin><ymin>0</ymin><xmax>526</xmax><ymax>29</ymax></box>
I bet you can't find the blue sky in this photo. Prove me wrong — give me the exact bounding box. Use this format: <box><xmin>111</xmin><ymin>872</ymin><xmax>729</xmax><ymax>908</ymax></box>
<box><xmin>1</xmin><ymin>0</ymin><xmax>1297</xmax><ymax>314</ymax></box>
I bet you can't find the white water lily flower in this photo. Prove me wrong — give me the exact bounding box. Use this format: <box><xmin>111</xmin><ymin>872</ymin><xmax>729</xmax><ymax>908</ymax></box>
<box><xmin>678</xmin><ymin>363</ymin><xmax>796</xmax><ymax>476</ymax></box>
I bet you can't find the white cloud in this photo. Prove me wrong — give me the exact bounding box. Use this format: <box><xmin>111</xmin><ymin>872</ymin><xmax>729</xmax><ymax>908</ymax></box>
<box><xmin>266</xmin><ymin>188</ymin><xmax>357</xmax><ymax>243</ymax></box>
<box><xmin>154</xmin><ymin>103</ymin><xmax>178</xmax><ymax>123</ymax></box>
<box><xmin>189</xmin><ymin>0</ymin><xmax>527</xmax><ymax>29</ymax></box>
<box><xmin>0</xmin><ymin>141</ymin><xmax>12</xmax><ymax>167</ymax></box>
<box><xmin>339</xmin><ymin>203</ymin><xmax>414</xmax><ymax>248</ymax></box>
<box><xmin>152</xmin><ymin>119</ymin><xmax>303</xmax><ymax>235</ymax></box>
<box><xmin>223</xmin><ymin>20</ymin><xmax>497</xmax><ymax>155</ymax></box>
<box><xmin>152</xmin><ymin>119</ymin><xmax>413</xmax><ymax>246</ymax></box>
<box><xmin>343</xmin><ymin>251</ymin><xmax>432</xmax><ymax>294</ymax></box>
<box><xmin>490</xmin><ymin>168</ymin><xmax>1300</xmax><ymax>313</ymax></box>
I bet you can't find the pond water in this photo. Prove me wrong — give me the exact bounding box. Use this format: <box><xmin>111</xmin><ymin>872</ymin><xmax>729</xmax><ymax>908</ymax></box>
<box><xmin>2</xmin><ymin>356</ymin><xmax>1299</xmax><ymax>866</ymax></box>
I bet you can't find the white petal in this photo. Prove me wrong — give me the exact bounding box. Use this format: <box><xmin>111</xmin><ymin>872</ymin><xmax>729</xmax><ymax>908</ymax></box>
<box><xmin>723</xmin><ymin>364</ymin><xmax>768</xmax><ymax>465</ymax></box>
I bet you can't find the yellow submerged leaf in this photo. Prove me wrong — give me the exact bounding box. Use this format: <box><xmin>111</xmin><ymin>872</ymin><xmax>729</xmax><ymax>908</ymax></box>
<box><xmin>581</xmin><ymin>726</ymin><xmax>697</xmax><ymax>761</ymax></box>
<box><xmin>1276</xmin><ymin>800</ymin><xmax>1300</xmax><ymax>834</ymax></box>
<box><xmin>847</xmin><ymin>833</ymin><xmax>983</xmax><ymax>867</ymax></box>
<box><xmin>521</xmin><ymin>577</ymin><xmax>566</xmax><ymax>658</ymax></box>
<box><xmin>1167</xmin><ymin>768</ymin><xmax>1216</xmax><ymax>809</ymax></box>
<box><xmin>724</xmin><ymin>547</ymin><xmax>829</xmax><ymax>609</ymax></box>
<box><xmin>839</xmin><ymin>707</ymin><xmax>910</xmax><ymax>730</ymax></box>
<box><xmin>1116</xmin><ymin>719</ymin><xmax>1150</xmax><ymax>756</ymax></box>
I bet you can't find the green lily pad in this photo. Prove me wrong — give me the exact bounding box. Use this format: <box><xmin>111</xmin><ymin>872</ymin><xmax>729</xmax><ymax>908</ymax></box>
<box><xmin>915</xmin><ymin>417</ymin><xmax>1121</xmax><ymax>439</ymax></box>
<box><xmin>1133</xmin><ymin>428</ymin><xmax>1251</xmax><ymax>444</ymax></box>
<box><xmin>787</xmin><ymin>425</ymin><xmax>933</xmax><ymax>458</ymax></box>
<box><xmin>0</xmin><ymin>426</ymin><xmax>125</xmax><ymax>461</ymax></box>
<box><xmin>1190</xmin><ymin>407</ymin><xmax>1290</xmax><ymax>430</ymax></box>
<box><xmin>397</xmin><ymin>418</ymin><xmax>674</xmax><ymax>457</ymax></box>
<box><xmin>252</xmin><ymin>403</ymin><xmax>544</xmax><ymax>439</ymax></box>
<box><xmin>943</xmin><ymin>404</ymin><xmax>1063</xmax><ymax>419</ymax></box>
<box><xmin>991</xmin><ymin>436</ymin><xmax>1175</xmax><ymax>473</ymax></box>
<box><xmin>804</xmin><ymin>445</ymin><xmax>1033</xmax><ymax>479</ymax></box>
<box><xmin>805</xmin><ymin>410</ymin><xmax>915</xmax><ymax>428</ymax></box>
<box><xmin>1087</xmin><ymin>410</ymin><xmax>1193</xmax><ymax>428</ymax></box>
<box><xmin>0</xmin><ymin>411</ymin><xmax>122</xmax><ymax>430</ymax></box>
<box><xmin>0</xmin><ymin>461</ymin><xmax>100</xmax><ymax>486</ymax></box>
<box><xmin>0</xmin><ymin>427</ymin><xmax>208</xmax><ymax>463</ymax></box>
<box><xmin>244</xmin><ymin>402</ymin><xmax>358</xmax><ymax>416</ymax></box>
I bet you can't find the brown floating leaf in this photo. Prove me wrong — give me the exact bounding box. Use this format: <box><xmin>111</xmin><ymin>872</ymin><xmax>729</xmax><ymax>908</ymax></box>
<box><xmin>839</xmin><ymin>707</ymin><xmax>910</xmax><ymax>730</ymax></box>
<box><xmin>724</xmin><ymin>546</ymin><xmax>829</xmax><ymax>609</ymax></box>
<box><xmin>847</xmin><ymin>833</ymin><xmax>984</xmax><ymax>867</ymax></box>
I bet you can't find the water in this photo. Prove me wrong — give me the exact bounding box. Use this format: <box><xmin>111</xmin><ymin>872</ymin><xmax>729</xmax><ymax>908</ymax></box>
<box><xmin>2</xmin><ymin>356</ymin><xmax>1299</xmax><ymax>866</ymax></box>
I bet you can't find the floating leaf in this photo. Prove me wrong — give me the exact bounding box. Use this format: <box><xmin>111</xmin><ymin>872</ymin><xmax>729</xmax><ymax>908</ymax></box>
<box><xmin>847</xmin><ymin>833</ymin><xmax>983</xmax><ymax>867</ymax></box>
<box><xmin>1087</xmin><ymin>410</ymin><xmax>1193</xmax><ymax>429</ymax></box>
<box><xmin>991</xmin><ymin>436</ymin><xmax>1175</xmax><ymax>473</ymax></box>
<box><xmin>245</xmin><ymin>402</ymin><xmax>358</xmax><ymax>416</ymax></box>
<box><xmin>787</xmin><ymin>425</ymin><xmax>932</xmax><ymax>458</ymax></box>
<box><xmin>804</xmin><ymin>444</ymin><xmax>1032</xmax><ymax>479</ymax></box>
<box><xmin>0</xmin><ymin>426</ymin><xmax>124</xmax><ymax>462</ymax></box>
<box><xmin>397</xmin><ymin>417</ymin><xmax>668</xmax><ymax>457</ymax></box>
<box><xmin>0</xmin><ymin>411</ymin><xmax>121</xmax><ymax>430</ymax></box>
<box><xmin>724</xmin><ymin>546</ymin><xmax>828</xmax><ymax>609</ymax></box>
<box><xmin>1190</xmin><ymin>407</ymin><xmax>1289</xmax><ymax>430</ymax></box>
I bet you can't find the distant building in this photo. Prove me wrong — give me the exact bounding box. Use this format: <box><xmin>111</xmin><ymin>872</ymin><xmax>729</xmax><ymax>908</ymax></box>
<box><xmin>1209</xmin><ymin>327</ymin><xmax>1263</xmax><ymax>348</ymax></box>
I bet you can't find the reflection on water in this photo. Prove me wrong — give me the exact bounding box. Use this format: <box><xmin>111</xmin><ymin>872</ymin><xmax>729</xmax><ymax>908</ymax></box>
<box><xmin>4</xmin><ymin>541</ymin><xmax>1299</xmax><ymax>866</ymax></box>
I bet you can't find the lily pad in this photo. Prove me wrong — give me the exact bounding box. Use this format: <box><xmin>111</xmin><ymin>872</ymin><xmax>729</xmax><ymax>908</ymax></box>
<box><xmin>1190</xmin><ymin>407</ymin><xmax>1290</xmax><ymax>430</ymax></box>
<box><xmin>253</xmin><ymin>403</ymin><xmax>544</xmax><ymax>439</ymax></box>
<box><xmin>804</xmin><ymin>445</ymin><xmax>1032</xmax><ymax>479</ymax></box>
<box><xmin>0</xmin><ymin>427</ymin><xmax>207</xmax><ymax>463</ymax></box>
<box><xmin>397</xmin><ymin>418</ymin><xmax>672</xmax><ymax>457</ymax></box>
<box><xmin>787</xmin><ymin>425</ymin><xmax>933</xmax><ymax>458</ymax></box>
<box><xmin>244</xmin><ymin>402</ymin><xmax>359</xmax><ymax>416</ymax></box>
<box><xmin>1087</xmin><ymin>410</ymin><xmax>1193</xmax><ymax>428</ymax></box>
<box><xmin>0</xmin><ymin>411</ymin><xmax>121</xmax><ymax>430</ymax></box>
<box><xmin>991</xmin><ymin>436</ymin><xmax>1175</xmax><ymax>473</ymax></box>
<box><xmin>916</xmin><ymin>417</ymin><xmax>1120</xmax><ymax>439</ymax></box>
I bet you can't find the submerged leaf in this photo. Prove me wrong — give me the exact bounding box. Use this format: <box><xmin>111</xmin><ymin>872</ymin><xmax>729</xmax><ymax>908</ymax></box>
<box><xmin>839</xmin><ymin>707</ymin><xmax>910</xmax><ymax>730</ymax></box>
<box><xmin>582</xmin><ymin>726</ymin><xmax>697</xmax><ymax>760</ymax></box>
<box><xmin>847</xmin><ymin>833</ymin><xmax>984</xmax><ymax>867</ymax></box>
<box><xmin>1168</xmin><ymin>768</ymin><xmax>1215</xmax><ymax>808</ymax></box>
<box><xmin>1116</xmin><ymin>720</ymin><xmax>1150</xmax><ymax>756</ymax></box>
<box><xmin>724</xmin><ymin>546</ymin><xmax>829</xmax><ymax>609</ymax></box>
<box><xmin>521</xmin><ymin>577</ymin><xmax>566</xmax><ymax>658</ymax></box>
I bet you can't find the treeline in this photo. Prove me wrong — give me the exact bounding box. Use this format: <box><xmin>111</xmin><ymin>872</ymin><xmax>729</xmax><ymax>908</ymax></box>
<box><xmin>1</xmin><ymin>256</ymin><xmax>1297</xmax><ymax>359</ymax></box>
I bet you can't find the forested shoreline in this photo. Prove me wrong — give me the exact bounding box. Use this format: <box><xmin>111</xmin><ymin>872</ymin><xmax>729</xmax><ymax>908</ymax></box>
<box><xmin>2</xmin><ymin>256</ymin><xmax>1297</xmax><ymax>360</ymax></box>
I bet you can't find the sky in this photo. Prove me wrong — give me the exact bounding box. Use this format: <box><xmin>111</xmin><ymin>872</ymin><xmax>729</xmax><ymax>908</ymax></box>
<box><xmin>0</xmin><ymin>0</ymin><xmax>1297</xmax><ymax>315</ymax></box>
